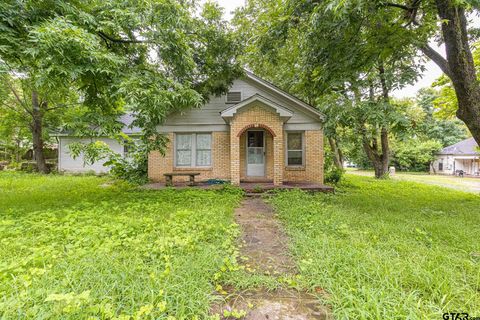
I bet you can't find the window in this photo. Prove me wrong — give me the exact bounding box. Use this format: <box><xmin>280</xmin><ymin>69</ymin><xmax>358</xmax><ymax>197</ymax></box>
<box><xmin>123</xmin><ymin>138</ymin><xmax>140</xmax><ymax>158</ymax></box>
<box><xmin>175</xmin><ymin>133</ymin><xmax>212</xmax><ymax>167</ymax></box>
<box><xmin>124</xmin><ymin>144</ymin><xmax>132</xmax><ymax>158</ymax></box>
<box><xmin>226</xmin><ymin>91</ymin><xmax>242</xmax><ymax>103</ymax></box>
<box><xmin>286</xmin><ymin>132</ymin><xmax>304</xmax><ymax>166</ymax></box>
<box><xmin>438</xmin><ymin>162</ymin><xmax>443</xmax><ymax>171</ymax></box>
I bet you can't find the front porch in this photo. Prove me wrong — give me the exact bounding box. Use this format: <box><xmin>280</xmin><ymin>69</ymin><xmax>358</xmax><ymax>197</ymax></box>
<box><xmin>143</xmin><ymin>181</ymin><xmax>334</xmax><ymax>193</ymax></box>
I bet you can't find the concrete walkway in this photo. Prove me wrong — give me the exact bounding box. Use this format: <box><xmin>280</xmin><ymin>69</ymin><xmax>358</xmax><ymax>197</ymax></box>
<box><xmin>212</xmin><ymin>198</ymin><xmax>330</xmax><ymax>320</ymax></box>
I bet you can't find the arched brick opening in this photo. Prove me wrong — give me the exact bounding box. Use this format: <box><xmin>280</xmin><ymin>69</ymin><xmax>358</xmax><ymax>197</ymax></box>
<box><xmin>236</xmin><ymin>123</ymin><xmax>277</xmax><ymax>138</ymax></box>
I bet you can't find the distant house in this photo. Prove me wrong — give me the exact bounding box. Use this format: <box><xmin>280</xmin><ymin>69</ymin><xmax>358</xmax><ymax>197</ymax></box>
<box><xmin>55</xmin><ymin>71</ymin><xmax>325</xmax><ymax>185</ymax></box>
<box><xmin>432</xmin><ymin>138</ymin><xmax>479</xmax><ymax>176</ymax></box>
<box><xmin>54</xmin><ymin>114</ymin><xmax>141</xmax><ymax>173</ymax></box>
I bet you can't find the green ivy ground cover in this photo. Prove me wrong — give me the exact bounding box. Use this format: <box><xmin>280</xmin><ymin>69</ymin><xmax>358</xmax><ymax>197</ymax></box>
<box><xmin>270</xmin><ymin>174</ymin><xmax>480</xmax><ymax>319</ymax></box>
<box><xmin>0</xmin><ymin>172</ymin><xmax>243</xmax><ymax>319</ymax></box>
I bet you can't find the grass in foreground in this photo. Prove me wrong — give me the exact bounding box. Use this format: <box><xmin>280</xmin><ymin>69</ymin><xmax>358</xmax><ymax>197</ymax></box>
<box><xmin>270</xmin><ymin>174</ymin><xmax>480</xmax><ymax>319</ymax></box>
<box><xmin>0</xmin><ymin>172</ymin><xmax>242</xmax><ymax>319</ymax></box>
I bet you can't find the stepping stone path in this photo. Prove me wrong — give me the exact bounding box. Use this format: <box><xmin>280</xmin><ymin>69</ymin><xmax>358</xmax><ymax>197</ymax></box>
<box><xmin>211</xmin><ymin>197</ymin><xmax>331</xmax><ymax>319</ymax></box>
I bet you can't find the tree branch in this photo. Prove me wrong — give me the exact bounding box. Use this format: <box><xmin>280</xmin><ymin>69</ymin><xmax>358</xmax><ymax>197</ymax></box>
<box><xmin>97</xmin><ymin>31</ymin><xmax>149</xmax><ymax>44</ymax></box>
<box><xmin>382</xmin><ymin>2</ymin><xmax>411</xmax><ymax>11</ymax></box>
<box><xmin>5</xmin><ymin>80</ymin><xmax>33</xmax><ymax>116</ymax></box>
<box><xmin>420</xmin><ymin>44</ymin><xmax>452</xmax><ymax>78</ymax></box>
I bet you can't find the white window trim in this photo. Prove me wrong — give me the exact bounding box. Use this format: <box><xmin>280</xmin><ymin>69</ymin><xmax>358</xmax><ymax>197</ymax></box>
<box><xmin>285</xmin><ymin>131</ymin><xmax>305</xmax><ymax>167</ymax></box>
<box><xmin>225</xmin><ymin>91</ymin><xmax>242</xmax><ymax>104</ymax></box>
<box><xmin>174</xmin><ymin>133</ymin><xmax>213</xmax><ymax>168</ymax></box>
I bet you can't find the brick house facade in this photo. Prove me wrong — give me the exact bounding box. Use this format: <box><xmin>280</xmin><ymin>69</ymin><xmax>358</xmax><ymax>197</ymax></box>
<box><xmin>148</xmin><ymin>72</ymin><xmax>324</xmax><ymax>186</ymax></box>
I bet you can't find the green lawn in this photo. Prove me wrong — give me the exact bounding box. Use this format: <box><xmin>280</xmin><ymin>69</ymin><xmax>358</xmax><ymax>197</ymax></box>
<box><xmin>2</xmin><ymin>172</ymin><xmax>479</xmax><ymax>319</ymax></box>
<box><xmin>0</xmin><ymin>172</ymin><xmax>242</xmax><ymax>319</ymax></box>
<box><xmin>270</xmin><ymin>175</ymin><xmax>480</xmax><ymax>319</ymax></box>
<box><xmin>347</xmin><ymin>169</ymin><xmax>480</xmax><ymax>193</ymax></box>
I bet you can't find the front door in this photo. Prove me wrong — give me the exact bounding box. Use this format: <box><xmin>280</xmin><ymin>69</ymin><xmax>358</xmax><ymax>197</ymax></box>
<box><xmin>246</xmin><ymin>130</ymin><xmax>265</xmax><ymax>177</ymax></box>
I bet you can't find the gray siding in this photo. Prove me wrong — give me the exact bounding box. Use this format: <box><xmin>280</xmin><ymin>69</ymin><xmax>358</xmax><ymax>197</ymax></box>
<box><xmin>159</xmin><ymin>79</ymin><xmax>321</xmax><ymax>131</ymax></box>
<box><xmin>58</xmin><ymin>137</ymin><xmax>123</xmax><ymax>173</ymax></box>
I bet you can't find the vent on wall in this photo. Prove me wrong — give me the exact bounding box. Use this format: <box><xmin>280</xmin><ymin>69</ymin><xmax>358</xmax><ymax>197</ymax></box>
<box><xmin>226</xmin><ymin>91</ymin><xmax>242</xmax><ymax>103</ymax></box>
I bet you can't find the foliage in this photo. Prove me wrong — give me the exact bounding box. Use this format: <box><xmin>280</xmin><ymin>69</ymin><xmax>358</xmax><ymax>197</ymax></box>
<box><xmin>415</xmin><ymin>88</ymin><xmax>468</xmax><ymax>146</ymax></box>
<box><xmin>432</xmin><ymin>76</ymin><xmax>459</xmax><ymax>120</ymax></box>
<box><xmin>391</xmin><ymin>139</ymin><xmax>442</xmax><ymax>172</ymax></box>
<box><xmin>324</xmin><ymin>167</ymin><xmax>344</xmax><ymax>185</ymax></box>
<box><xmin>343</xmin><ymin>90</ymin><xmax>467</xmax><ymax>171</ymax></box>
<box><xmin>235</xmin><ymin>0</ymin><xmax>425</xmax><ymax>178</ymax></box>
<box><xmin>323</xmin><ymin>144</ymin><xmax>344</xmax><ymax>184</ymax></box>
<box><xmin>0</xmin><ymin>0</ymin><xmax>241</xmax><ymax>165</ymax></box>
<box><xmin>0</xmin><ymin>172</ymin><xmax>243</xmax><ymax>319</ymax></box>
<box><xmin>67</xmin><ymin>137</ymin><xmax>149</xmax><ymax>184</ymax></box>
<box><xmin>105</xmin><ymin>142</ymin><xmax>149</xmax><ymax>185</ymax></box>
<box><xmin>432</xmin><ymin>41</ymin><xmax>480</xmax><ymax>120</ymax></box>
<box><xmin>270</xmin><ymin>175</ymin><xmax>480</xmax><ymax>319</ymax></box>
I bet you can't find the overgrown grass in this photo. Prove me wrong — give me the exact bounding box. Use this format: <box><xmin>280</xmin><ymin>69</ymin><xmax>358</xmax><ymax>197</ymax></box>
<box><xmin>0</xmin><ymin>172</ymin><xmax>243</xmax><ymax>319</ymax></box>
<box><xmin>270</xmin><ymin>174</ymin><xmax>480</xmax><ymax>319</ymax></box>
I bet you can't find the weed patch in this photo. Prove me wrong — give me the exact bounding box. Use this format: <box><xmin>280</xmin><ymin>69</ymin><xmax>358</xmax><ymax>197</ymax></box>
<box><xmin>0</xmin><ymin>172</ymin><xmax>242</xmax><ymax>319</ymax></box>
<box><xmin>270</xmin><ymin>175</ymin><xmax>480</xmax><ymax>319</ymax></box>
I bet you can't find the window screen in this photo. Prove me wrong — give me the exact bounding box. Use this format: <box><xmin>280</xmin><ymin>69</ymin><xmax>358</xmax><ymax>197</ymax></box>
<box><xmin>175</xmin><ymin>133</ymin><xmax>212</xmax><ymax>167</ymax></box>
<box><xmin>286</xmin><ymin>132</ymin><xmax>304</xmax><ymax>166</ymax></box>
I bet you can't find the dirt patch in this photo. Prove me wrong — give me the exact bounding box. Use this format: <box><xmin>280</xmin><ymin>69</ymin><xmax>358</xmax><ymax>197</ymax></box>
<box><xmin>212</xmin><ymin>197</ymin><xmax>331</xmax><ymax>319</ymax></box>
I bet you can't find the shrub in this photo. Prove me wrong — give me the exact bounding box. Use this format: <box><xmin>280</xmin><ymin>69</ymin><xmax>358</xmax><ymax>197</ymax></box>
<box><xmin>104</xmin><ymin>144</ymin><xmax>149</xmax><ymax>185</ymax></box>
<box><xmin>68</xmin><ymin>139</ymin><xmax>149</xmax><ymax>184</ymax></box>
<box><xmin>391</xmin><ymin>139</ymin><xmax>442</xmax><ymax>172</ymax></box>
<box><xmin>325</xmin><ymin>167</ymin><xmax>344</xmax><ymax>184</ymax></box>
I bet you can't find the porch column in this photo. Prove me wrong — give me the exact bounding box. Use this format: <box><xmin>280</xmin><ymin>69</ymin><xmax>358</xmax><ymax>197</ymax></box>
<box><xmin>230</xmin><ymin>130</ymin><xmax>241</xmax><ymax>185</ymax></box>
<box><xmin>273</xmin><ymin>131</ymin><xmax>284</xmax><ymax>186</ymax></box>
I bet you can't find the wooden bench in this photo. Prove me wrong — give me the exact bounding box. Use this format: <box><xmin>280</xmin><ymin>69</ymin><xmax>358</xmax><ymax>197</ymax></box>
<box><xmin>164</xmin><ymin>172</ymin><xmax>201</xmax><ymax>187</ymax></box>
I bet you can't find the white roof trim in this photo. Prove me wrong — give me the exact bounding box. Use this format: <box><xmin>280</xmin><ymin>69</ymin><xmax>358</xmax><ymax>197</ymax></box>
<box><xmin>244</xmin><ymin>70</ymin><xmax>325</xmax><ymax>120</ymax></box>
<box><xmin>220</xmin><ymin>94</ymin><xmax>294</xmax><ymax>120</ymax></box>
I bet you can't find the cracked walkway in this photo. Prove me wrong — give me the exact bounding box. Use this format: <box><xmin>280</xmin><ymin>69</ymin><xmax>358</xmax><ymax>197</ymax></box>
<box><xmin>212</xmin><ymin>197</ymin><xmax>331</xmax><ymax>320</ymax></box>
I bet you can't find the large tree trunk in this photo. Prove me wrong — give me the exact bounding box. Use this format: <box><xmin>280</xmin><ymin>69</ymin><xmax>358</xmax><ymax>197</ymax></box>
<box><xmin>423</xmin><ymin>0</ymin><xmax>480</xmax><ymax>145</ymax></box>
<box><xmin>31</xmin><ymin>91</ymin><xmax>48</xmax><ymax>173</ymax></box>
<box><xmin>328</xmin><ymin>137</ymin><xmax>344</xmax><ymax>169</ymax></box>
<box><xmin>361</xmin><ymin>129</ymin><xmax>389</xmax><ymax>178</ymax></box>
<box><xmin>361</xmin><ymin>64</ymin><xmax>390</xmax><ymax>179</ymax></box>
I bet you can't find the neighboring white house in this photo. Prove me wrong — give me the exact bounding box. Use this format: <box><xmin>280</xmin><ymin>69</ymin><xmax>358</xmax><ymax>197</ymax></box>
<box><xmin>54</xmin><ymin>114</ymin><xmax>141</xmax><ymax>173</ymax></box>
<box><xmin>432</xmin><ymin>138</ymin><xmax>479</xmax><ymax>176</ymax></box>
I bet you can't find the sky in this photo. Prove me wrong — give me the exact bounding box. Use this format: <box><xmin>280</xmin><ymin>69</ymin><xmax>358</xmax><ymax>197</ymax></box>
<box><xmin>215</xmin><ymin>0</ymin><xmax>474</xmax><ymax>99</ymax></box>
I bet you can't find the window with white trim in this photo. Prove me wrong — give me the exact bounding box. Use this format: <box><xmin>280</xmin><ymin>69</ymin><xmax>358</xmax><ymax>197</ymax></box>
<box><xmin>175</xmin><ymin>133</ymin><xmax>212</xmax><ymax>167</ymax></box>
<box><xmin>286</xmin><ymin>132</ymin><xmax>304</xmax><ymax>166</ymax></box>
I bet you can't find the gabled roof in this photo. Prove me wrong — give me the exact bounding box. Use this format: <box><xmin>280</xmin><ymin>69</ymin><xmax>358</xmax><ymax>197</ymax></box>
<box><xmin>243</xmin><ymin>70</ymin><xmax>325</xmax><ymax>120</ymax></box>
<box><xmin>220</xmin><ymin>94</ymin><xmax>294</xmax><ymax>120</ymax></box>
<box><xmin>438</xmin><ymin>137</ymin><xmax>479</xmax><ymax>155</ymax></box>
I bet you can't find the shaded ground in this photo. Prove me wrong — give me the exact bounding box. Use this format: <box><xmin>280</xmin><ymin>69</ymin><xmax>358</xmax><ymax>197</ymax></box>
<box><xmin>347</xmin><ymin>170</ymin><xmax>480</xmax><ymax>193</ymax></box>
<box><xmin>212</xmin><ymin>198</ymin><xmax>331</xmax><ymax>320</ymax></box>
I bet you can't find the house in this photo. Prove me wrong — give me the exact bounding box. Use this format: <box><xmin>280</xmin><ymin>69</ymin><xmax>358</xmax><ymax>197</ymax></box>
<box><xmin>432</xmin><ymin>137</ymin><xmax>480</xmax><ymax>176</ymax></box>
<box><xmin>148</xmin><ymin>71</ymin><xmax>325</xmax><ymax>186</ymax></box>
<box><xmin>56</xmin><ymin>72</ymin><xmax>325</xmax><ymax>185</ymax></box>
<box><xmin>55</xmin><ymin>114</ymin><xmax>141</xmax><ymax>173</ymax></box>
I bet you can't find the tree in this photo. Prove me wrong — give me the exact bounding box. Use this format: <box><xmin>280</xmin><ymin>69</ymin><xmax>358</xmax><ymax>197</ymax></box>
<box><xmin>0</xmin><ymin>102</ymin><xmax>30</xmax><ymax>163</ymax></box>
<box><xmin>323</xmin><ymin>0</ymin><xmax>480</xmax><ymax>145</ymax></box>
<box><xmin>235</xmin><ymin>0</ymin><xmax>421</xmax><ymax>178</ymax></box>
<box><xmin>415</xmin><ymin>88</ymin><xmax>468</xmax><ymax>146</ymax></box>
<box><xmin>0</xmin><ymin>0</ymin><xmax>241</xmax><ymax>173</ymax></box>
<box><xmin>391</xmin><ymin>139</ymin><xmax>442</xmax><ymax>171</ymax></box>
